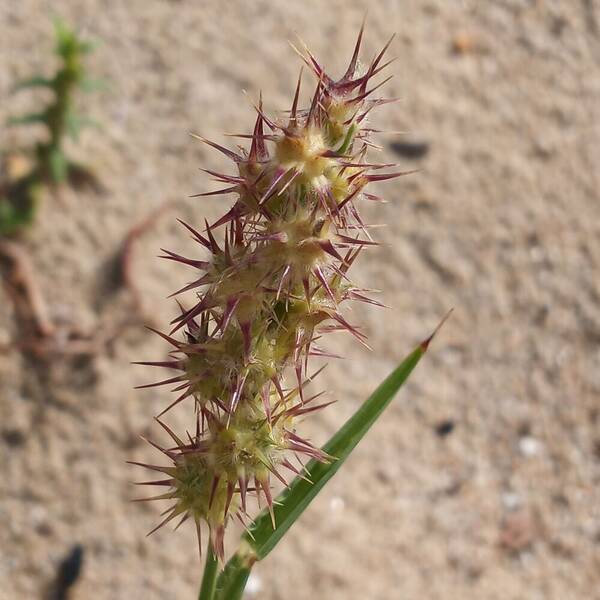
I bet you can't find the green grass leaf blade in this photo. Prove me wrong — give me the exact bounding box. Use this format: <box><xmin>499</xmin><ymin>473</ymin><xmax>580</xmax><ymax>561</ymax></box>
<box><xmin>65</xmin><ymin>111</ymin><xmax>81</xmax><ymax>141</ymax></box>
<box><xmin>7</xmin><ymin>113</ymin><xmax>47</xmax><ymax>127</ymax></box>
<box><xmin>213</xmin><ymin>552</ymin><xmax>251</xmax><ymax>600</ymax></box>
<box><xmin>13</xmin><ymin>76</ymin><xmax>54</xmax><ymax>92</ymax></box>
<box><xmin>198</xmin><ymin>545</ymin><xmax>219</xmax><ymax>600</ymax></box>
<box><xmin>65</xmin><ymin>113</ymin><xmax>100</xmax><ymax>141</ymax></box>
<box><xmin>79</xmin><ymin>77</ymin><xmax>107</xmax><ymax>93</ymax></box>
<box><xmin>48</xmin><ymin>148</ymin><xmax>68</xmax><ymax>183</ymax></box>
<box><xmin>246</xmin><ymin>341</ymin><xmax>427</xmax><ymax>560</ymax></box>
<box><xmin>79</xmin><ymin>40</ymin><xmax>99</xmax><ymax>54</ymax></box>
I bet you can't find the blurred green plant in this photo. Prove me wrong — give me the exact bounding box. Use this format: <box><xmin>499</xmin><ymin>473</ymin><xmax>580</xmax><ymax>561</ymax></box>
<box><xmin>0</xmin><ymin>20</ymin><xmax>101</xmax><ymax>236</ymax></box>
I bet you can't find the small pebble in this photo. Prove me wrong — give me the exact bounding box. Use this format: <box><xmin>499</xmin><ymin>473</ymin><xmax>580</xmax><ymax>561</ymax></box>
<box><xmin>519</xmin><ymin>436</ymin><xmax>541</xmax><ymax>457</ymax></box>
<box><xmin>502</xmin><ymin>492</ymin><xmax>521</xmax><ymax>510</ymax></box>
<box><xmin>30</xmin><ymin>505</ymin><xmax>48</xmax><ymax>528</ymax></box>
<box><xmin>329</xmin><ymin>496</ymin><xmax>346</xmax><ymax>512</ymax></box>
<box><xmin>2</xmin><ymin>428</ymin><xmax>25</xmax><ymax>447</ymax></box>
<box><xmin>389</xmin><ymin>140</ymin><xmax>430</xmax><ymax>160</ymax></box>
<box><xmin>500</xmin><ymin>508</ymin><xmax>536</xmax><ymax>552</ymax></box>
<box><xmin>245</xmin><ymin>573</ymin><xmax>262</xmax><ymax>595</ymax></box>
<box><xmin>435</xmin><ymin>420</ymin><xmax>455</xmax><ymax>438</ymax></box>
<box><xmin>452</xmin><ymin>33</ymin><xmax>477</xmax><ymax>54</ymax></box>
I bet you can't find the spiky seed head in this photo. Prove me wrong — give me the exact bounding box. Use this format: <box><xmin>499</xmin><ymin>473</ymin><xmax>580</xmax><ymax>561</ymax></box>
<box><xmin>132</xmin><ymin>25</ymin><xmax>406</xmax><ymax>561</ymax></box>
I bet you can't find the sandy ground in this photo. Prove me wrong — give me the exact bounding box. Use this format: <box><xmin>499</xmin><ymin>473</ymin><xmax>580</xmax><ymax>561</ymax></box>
<box><xmin>1</xmin><ymin>1</ymin><xmax>599</xmax><ymax>599</ymax></box>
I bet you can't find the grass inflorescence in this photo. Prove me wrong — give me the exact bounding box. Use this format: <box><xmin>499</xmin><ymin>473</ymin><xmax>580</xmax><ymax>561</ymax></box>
<box><xmin>133</xmin><ymin>25</ymin><xmax>410</xmax><ymax>562</ymax></box>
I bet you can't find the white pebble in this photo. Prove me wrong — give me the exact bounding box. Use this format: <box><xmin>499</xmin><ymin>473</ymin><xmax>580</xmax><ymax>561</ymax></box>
<box><xmin>502</xmin><ymin>492</ymin><xmax>521</xmax><ymax>510</ymax></box>
<box><xmin>245</xmin><ymin>573</ymin><xmax>262</xmax><ymax>596</ymax></box>
<box><xmin>329</xmin><ymin>496</ymin><xmax>345</xmax><ymax>512</ymax></box>
<box><xmin>519</xmin><ymin>436</ymin><xmax>541</xmax><ymax>457</ymax></box>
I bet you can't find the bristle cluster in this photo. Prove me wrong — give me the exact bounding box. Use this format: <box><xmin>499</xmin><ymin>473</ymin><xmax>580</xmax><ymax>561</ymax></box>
<box><xmin>132</xmin><ymin>26</ymin><xmax>407</xmax><ymax>561</ymax></box>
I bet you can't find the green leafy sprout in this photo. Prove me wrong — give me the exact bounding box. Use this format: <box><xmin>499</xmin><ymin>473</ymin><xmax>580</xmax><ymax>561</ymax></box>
<box><xmin>0</xmin><ymin>20</ymin><xmax>101</xmax><ymax>236</ymax></box>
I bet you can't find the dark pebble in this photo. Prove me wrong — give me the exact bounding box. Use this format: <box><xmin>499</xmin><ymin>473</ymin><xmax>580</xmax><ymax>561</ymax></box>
<box><xmin>389</xmin><ymin>140</ymin><xmax>430</xmax><ymax>159</ymax></box>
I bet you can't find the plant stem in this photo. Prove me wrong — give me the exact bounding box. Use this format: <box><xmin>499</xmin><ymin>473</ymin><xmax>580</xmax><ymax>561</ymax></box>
<box><xmin>198</xmin><ymin>543</ymin><xmax>219</xmax><ymax>600</ymax></box>
<box><xmin>214</xmin><ymin>552</ymin><xmax>251</xmax><ymax>600</ymax></box>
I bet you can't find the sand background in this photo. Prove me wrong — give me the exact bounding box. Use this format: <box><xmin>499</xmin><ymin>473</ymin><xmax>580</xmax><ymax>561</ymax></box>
<box><xmin>1</xmin><ymin>1</ymin><xmax>599</xmax><ymax>598</ymax></box>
